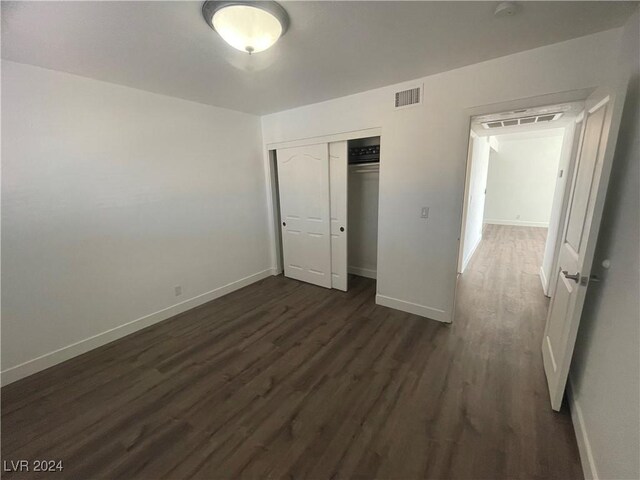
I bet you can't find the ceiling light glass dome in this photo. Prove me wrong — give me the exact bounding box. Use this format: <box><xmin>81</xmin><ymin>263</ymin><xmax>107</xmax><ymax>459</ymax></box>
<box><xmin>202</xmin><ymin>1</ymin><xmax>290</xmax><ymax>54</ymax></box>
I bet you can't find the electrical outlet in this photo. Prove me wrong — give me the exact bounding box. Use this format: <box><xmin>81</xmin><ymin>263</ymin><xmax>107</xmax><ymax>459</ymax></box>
<box><xmin>174</xmin><ymin>285</ymin><xmax>182</xmax><ymax>296</ymax></box>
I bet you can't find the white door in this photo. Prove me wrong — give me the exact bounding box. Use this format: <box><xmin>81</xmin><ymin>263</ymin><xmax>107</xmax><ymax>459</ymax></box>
<box><xmin>329</xmin><ymin>141</ymin><xmax>348</xmax><ymax>291</ymax></box>
<box><xmin>277</xmin><ymin>144</ymin><xmax>332</xmax><ymax>288</ymax></box>
<box><xmin>542</xmin><ymin>87</ymin><xmax>625</xmax><ymax>411</ymax></box>
<box><xmin>544</xmin><ymin>116</ymin><xmax>585</xmax><ymax>298</ymax></box>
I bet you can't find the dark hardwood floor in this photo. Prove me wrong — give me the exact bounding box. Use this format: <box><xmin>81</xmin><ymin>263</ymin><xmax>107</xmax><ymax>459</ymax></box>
<box><xmin>2</xmin><ymin>224</ymin><xmax>582</xmax><ymax>479</ymax></box>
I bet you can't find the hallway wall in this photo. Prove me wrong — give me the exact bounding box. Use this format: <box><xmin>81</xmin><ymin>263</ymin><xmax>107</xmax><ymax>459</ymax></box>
<box><xmin>484</xmin><ymin>130</ymin><xmax>564</xmax><ymax>227</ymax></box>
<box><xmin>460</xmin><ymin>135</ymin><xmax>490</xmax><ymax>272</ymax></box>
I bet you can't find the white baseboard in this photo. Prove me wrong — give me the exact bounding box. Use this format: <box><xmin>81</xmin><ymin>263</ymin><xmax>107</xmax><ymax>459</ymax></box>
<box><xmin>348</xmin><ymin>266</ymin><xmax>377</xmax><ymax>279</ymax></box>
<box><xmin>1</xmin><ymin>268</ymin><xmax>276</xmax><ymax>386</ymax></box>
<box><xmin>485</xmin><ymin>219</ymin><xmax>549</xmax><ymax>228</ymax></box>
<box><xmin>568</xmin><ymin>379</ymin><xmax>599</xmax><ymax>480</ymax></box>
<box><xmin>375</xmin><ymin>294</ymin><xmax>449</xmax><ymax>323</ymax></box>
<box><xmin>539</xmin><ymin>266</ymin><xmax>550</xmax><ymax>296</ymax></box>
<box><xmin>460</xmin><ymin>234</ymin><xmax>482</xmax><ymax>274</ymax></box>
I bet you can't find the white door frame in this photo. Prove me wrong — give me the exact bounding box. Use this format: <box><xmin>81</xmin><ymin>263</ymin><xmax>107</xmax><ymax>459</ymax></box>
<box><xmin>263</xmin><ymin>127</ymin><xmax>382</xmax><ymax>278</ymax></box>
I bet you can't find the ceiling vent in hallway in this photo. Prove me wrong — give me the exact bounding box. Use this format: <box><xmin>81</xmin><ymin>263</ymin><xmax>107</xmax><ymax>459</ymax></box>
<box><xmin>481</xmin><ymin>112</ymin><xmax>563</xmax><ymax>129</ymax></box>
<box><xmin>394</xmin><ymin>86</ymin><xmax>422</xmax><ymax>109</ymax></box>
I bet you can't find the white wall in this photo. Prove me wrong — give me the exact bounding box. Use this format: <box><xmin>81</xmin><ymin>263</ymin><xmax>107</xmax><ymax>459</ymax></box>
<box><xmin>569</xmin><ymin>9</ymin><xmax>640</xmax><ymax>480</ymax></box>
<box><xmin>348</xmin><ymin>165</ymin><xmax>379</xmax><ymax>278</ymax></box>
<box><xmin>262</xmin><ymin>28</ymin><xmax>623</xmax><ymax>322</ymax></box>
<box><xmin>484</xmin><ymin>130</ymin><xmax>564</xmax><ymax>227</ymax></box>
<box><xmin>460</xmin><ymin>135</ymin><xmax>490</xmax><ymax>272</ymax></box>
<box><xmin>1</xmin><ymin>61</ymin><xmax>271</xmax><ymax>384</ymax></box>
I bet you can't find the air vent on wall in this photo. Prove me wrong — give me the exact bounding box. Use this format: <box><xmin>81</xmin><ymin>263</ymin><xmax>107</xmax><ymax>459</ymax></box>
<box><xmin>394</xmin><ymin>86</ymin><xmax>422</xmax><ymax>109</ymax></box>
<box><xmin>481</xmin><ymin>112</ymin><xmax>563</xmax><ymax>129</ymax></box>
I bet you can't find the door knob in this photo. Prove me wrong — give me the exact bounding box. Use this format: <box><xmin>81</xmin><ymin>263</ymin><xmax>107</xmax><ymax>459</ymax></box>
<box><xmin>340</xmin><ymin>227</ymin><xmax>345</xmax><ymax>232</ymax></box>
<box><xmin>562</xmin><ymin>270</ymin><xmax>580</xmax><ymax>283</ymax></box>
<box><xmin>282</xmin><ymin>222</ymin><xmax>286</xmax><ymax>227</ymax></box>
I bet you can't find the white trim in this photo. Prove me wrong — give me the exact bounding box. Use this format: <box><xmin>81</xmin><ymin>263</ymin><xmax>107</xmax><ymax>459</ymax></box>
<box><xmin>1</xmin><ymin>268</ymin><xmax>276</xmax><ymax>386</ymax></box>
<box><xmin>266</xmin><ymin>128</ymin><xmax>381</xmax><ymax>151</ymax></box>
<box><xmin>568</xmin><ymin>379</ymin><xmax>599</xmax><ymax>480</ymax></box>
<box><xmin>375</xmin><ymin>294</ymin><xmax>449</xmax><ymax>323</ymax></box>
<box><xmin>460</xmin><ymin>233</ymin><xmax>482</xmax><ymax>274</ymax></box>
<box><xmin>539</xmin><ymin>265</ymin><xmax>549</xmax><ymax>296</ymax></box>
<box><xmin>484</xmin><ymin>219</ymin><xmax>549</xmax><ymax>228</ymax></box>
<box><xmin>588</xmin><ymin>95</ymin><xmax>610</xmax><ymax>114</ymax></box>
<box><xmin>348</xmin><ymin>266</ymin><xmax>377</xmax><ymax>279</ymax></box>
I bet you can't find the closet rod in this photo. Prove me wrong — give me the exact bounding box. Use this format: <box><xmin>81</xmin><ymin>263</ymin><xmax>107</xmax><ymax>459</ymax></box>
<box><xmin>349</xmin><ymin>163</ymin><xmax>379</xmax><ymax>174</ymax></box>
<box><xmin>349</xmin><ymin>161</ymin><xmax>379</xmax><ymax>167</ymax></box>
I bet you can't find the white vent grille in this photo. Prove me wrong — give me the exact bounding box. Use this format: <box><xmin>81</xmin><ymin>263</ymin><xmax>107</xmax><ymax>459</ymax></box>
<box><xmin>481</xmin><ymin>112</ymin><xmax>563</xmax><ymax>129</ymax></box>
<box><xmin>395</xmin><ymin>87</ymin><xmax>421</xmax><ymax>108</ymax></box>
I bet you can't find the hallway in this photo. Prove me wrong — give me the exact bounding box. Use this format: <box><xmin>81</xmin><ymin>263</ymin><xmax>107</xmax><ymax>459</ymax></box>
<box><xmin>456</xmin><ymin>223</ymin><xmax>549</xmax><ymax>332</ymax></box>
<box><xmin>452</xmin><ymin>223</ymin><xmax>583</xmax><ymax>477</ymax></box>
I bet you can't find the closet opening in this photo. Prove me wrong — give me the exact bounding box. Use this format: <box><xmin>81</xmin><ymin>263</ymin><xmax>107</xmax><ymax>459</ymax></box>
<box><xmin>347</xmin><ymin>136</ymin><xmax>380</xmax><ymax>283</ymax></box>
<box><xmin>269</xmin><ymin>131</ymin><xmax>381</xmax><ymax>293</ymax></box>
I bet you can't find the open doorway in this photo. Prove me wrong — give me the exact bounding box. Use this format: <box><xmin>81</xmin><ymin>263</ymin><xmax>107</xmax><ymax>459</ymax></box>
<box><xmin>454</xmin><ymin>86</ymin><xmax>626</xmax><ymax>413</ymax></box>
<box><xmin>458</xmin><ymin>102</ymin><xmax>583</xmax><ymax>295</ymax></box>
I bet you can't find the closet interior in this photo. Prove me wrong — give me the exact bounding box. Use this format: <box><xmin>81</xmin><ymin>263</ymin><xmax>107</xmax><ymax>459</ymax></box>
<box><xmin>347</xmin><ymin>136</ymin><xmax>380</xmax><ymax>280</ymax></box>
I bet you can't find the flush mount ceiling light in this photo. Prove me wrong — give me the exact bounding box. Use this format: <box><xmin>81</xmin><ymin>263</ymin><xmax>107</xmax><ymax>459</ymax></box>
<box><xmin>202</xmin><ymin>1</ymin><xmax>290</xmax><ymax>54</ymax></box>
<box><xmin>494</xmin><ymin>1</ymin><xmax>519</xmax><ymax>17</ymax></box>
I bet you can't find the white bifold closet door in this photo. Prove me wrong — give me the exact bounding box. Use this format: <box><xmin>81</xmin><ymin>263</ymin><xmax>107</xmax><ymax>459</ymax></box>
<box><xmin>329</xmin><ymin>141</ymin><xmax>348</xmax><ymax>291</ymax></box>
<box><xmin>277</xmin><ymin>144</ymin><xmax>332</xmax><ymax>288</ymax></box>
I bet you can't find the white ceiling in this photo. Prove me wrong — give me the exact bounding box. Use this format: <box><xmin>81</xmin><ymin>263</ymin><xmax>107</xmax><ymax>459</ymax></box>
<box><xmin>1</xmin><ymin>1</ymin><xmax>636</xmax><ymax>115</ymax></box>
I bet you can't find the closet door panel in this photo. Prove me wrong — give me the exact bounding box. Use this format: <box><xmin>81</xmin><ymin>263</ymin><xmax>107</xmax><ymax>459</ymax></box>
<box><xmin>329</xmin><ymin>141</ymin><xmax>348</xmax><ymax>291</ymax></box>
<box><xmin>277</xmin><ymin>144</ymin><xmax>332</xmax><ymax>288</ymax></box>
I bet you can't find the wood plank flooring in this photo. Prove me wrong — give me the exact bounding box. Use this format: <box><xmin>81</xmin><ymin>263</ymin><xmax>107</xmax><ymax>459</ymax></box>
<box><xmin>2</xmin><ymin>224</ymin><xmax>583</xmax><ymax>479</ymax></box>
